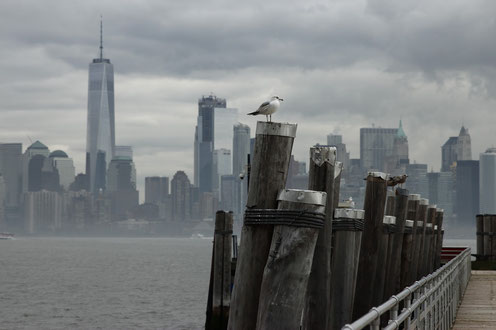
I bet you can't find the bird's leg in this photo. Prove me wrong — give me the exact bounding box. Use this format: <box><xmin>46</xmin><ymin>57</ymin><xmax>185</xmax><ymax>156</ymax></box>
<box><xmin>270</xmin><ymin>114</ymin><xmax>272</xmax><ymax>122</ymax></box>
<box><xmin>266</xmin><ymin>115</ymin><xmax>268</xmax><ymax>122</ymax></box>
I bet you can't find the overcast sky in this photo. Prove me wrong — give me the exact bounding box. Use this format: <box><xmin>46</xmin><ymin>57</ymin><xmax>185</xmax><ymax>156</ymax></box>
<box><xmin>1</xmin><ymin>0</ymin><xmax>496</xmax><ymax>197</ymax></box>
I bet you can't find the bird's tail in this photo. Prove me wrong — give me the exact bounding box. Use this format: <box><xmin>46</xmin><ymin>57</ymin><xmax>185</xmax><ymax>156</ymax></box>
<box><xmin>247</xmin><ymin>110</ymin><xmax>259</xmax><ymax>116</ymax></box>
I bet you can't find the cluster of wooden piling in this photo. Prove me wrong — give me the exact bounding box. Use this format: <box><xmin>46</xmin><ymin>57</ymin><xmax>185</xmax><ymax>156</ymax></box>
<box><xmin>476</xmin><ymin>214</ymin><xmax>496</xmax><ymax>261</ymax></box>
<box><xmin>205</xmin><ymin>121</ymin><xmax>446</xmax><ymax>330</ymax></box>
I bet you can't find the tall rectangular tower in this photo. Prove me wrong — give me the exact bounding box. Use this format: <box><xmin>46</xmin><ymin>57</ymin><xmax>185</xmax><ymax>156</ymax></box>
<box><xmin>86</xmin><ymin>21</ymin><xmax>115</xmax><ymax>194</ymax></box>
<box><xmin>360</xmin><ymin>127</ymin><xmax>397</xmax><ymax>171</ymax></box>
<box><xmin>194</xmin><ymin>94</ymin><xmax>226</xmax><ymax>193</ymax></box>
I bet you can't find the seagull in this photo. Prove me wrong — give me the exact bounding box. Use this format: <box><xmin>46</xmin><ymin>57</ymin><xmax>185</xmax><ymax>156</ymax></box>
<box><xmin>247</xmin><ymin>96</ymin><xmax>283</xmax><ymax>122</ymax></box>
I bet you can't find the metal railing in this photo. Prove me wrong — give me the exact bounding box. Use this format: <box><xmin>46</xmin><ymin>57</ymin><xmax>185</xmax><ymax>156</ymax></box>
<box><xmin>342</xmin><ymin>247</ymin><xmax>471</xmax><ymax>330</ymax></box>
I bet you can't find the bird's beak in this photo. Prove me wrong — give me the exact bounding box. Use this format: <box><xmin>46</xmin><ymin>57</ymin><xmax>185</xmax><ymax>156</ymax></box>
<box><xmin>279</xmin><ymin>98</ymin><xmax>284</xmax><ymax>101</ymax></box>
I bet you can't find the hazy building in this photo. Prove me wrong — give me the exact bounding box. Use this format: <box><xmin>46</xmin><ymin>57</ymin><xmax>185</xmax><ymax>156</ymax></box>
<box><xmin>457</xmin><ymin>126</ymin><xmax>472</xmax><ymax>161</ymax></box>
<box><xmin>286</xmin><ymin>155</ymin><xmax>308</xmax><ymax>189</ymax></box>
<box><xmin>145</xmin><ymin>177</ymin><xmax>169</xmax><ymax>204</ymax></box>
<box><xmin>212</xmin><ymin>148</ymin><xmax>232</xmax><ymax>199</ymax></box>
<box><xmin>233</xmin><ymin>123</ymin><xmax>251</xmax><ymax>178</ymax></box>
<box><xmin>85</xmin><ymin>22</ymin><xmax>115</xmax><ymax>194</ymax></box>
<box><xmin>49</xmin><ymin>150</ymin><xmax>75</xmax><ymax>190</ymax></box>
<box><xmin>441</xmin><ymin>126</ymin><xmax>472</xmax><ymax>172</ymax></box>
<box><xmin>62</xmin><ymin>190</ymin><xmax>93</xmax><ymax>229</ymax></box>
<box><xmin>441</xmin><ymin>137</ymin><xmax>458</xmax><ymax>172</ymax></box>
<box><xmin>107</xmin><ymin>156</ymin><xmax>138</xmax><ymax>220</ymax></box>
<box><xmin>171</xmin><ymin>171</ymin><xmax>191</xmax><ymax>221</ymax></box>
<box><xmin>480</xmin><ymin>148</ymin><xmax>496</xmax><ymax>214</ymax></box>
<box><xmin>200</xmin><ymin>191</ymin><xmax>217</xmax><ymax>220</ymax></box>
<box><xmin>427</xmin><ymin>171</ymin><xmax>455</xmax><ymax>218</ymax></box>
<box><xmin>220</xmin><ymin>175</ymin><xmax>239</xmax><ymax>214</ymax></box>
<box><xmin>194</xmin><ymin>95</ymin><xmax>226</xmax><ymax>193</ymax></box>
<box><xmin>23</xmin><ymin>141</ymin><xmax>50</xmax><ymax>193</ymax></box>
<box><xmin>360</xmin><ymin>127</ymin><xmax>397</xmax><ymax>171</ymax></box>
<box><xmin>327</xmin><ymin>134</ymin><xmax>350</xmax><ymax>172</ymax></box>
<box><xmin>456</xmin><ymin>160</ymin><xmax>479</xmax><ymax>225</ymax></box>
<box><xmin>24</xmin><ymin>190</ymin><xmax>63</xmax><ymax>233</ymax></box>
<box><xmin>214</xmin><ymin>107</ymin><xmax>238</xmax><ymax>151</ymax></box>
<box><xmin>0</xmin><ymin>143</ymin><xmax>22</xmax><ymax>207</ymax></box>
<box><xmin>405</xmin><ymin>163</ymin><xmax>428</xmax><ymax>197</ymax></box>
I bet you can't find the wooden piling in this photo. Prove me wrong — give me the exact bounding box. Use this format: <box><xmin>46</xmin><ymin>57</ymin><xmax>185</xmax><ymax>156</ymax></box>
<box><xmin>400</xmin><ymin>220</ymin><xmax>415</xmax><ymax>290</ymax></box>
<box><xmin>353</xmin><ymin>172</ymin><xmax>388</xmax><ymax>319</ymax></box>
<box><xmin>406</xmin><ymin>194</ymin><xmax>420</xmax><ymax>285</ymax></box>
<box><xmin>414</xmin><ymin>198</ymin><xmax>429</xmax><ymax>280</ymax></box>
<box><xmin>206</xmin><ymin>211</ymin><xmax>234</xmax><ymax>330</ymax></box>
<box><xmin>302</xmin><ymin>147</ymin><xmax>337</xmax><ymax>330</ymax></box>
<box><xmin>483</xmin><ymin>214</ymin><xmax>492</xmax><ymax>261</ymax></box>
<box><xmin>228</xmin><ymin>122</ymin><xmax>296</xmax><ymax>330</ymax></box>
<box><xmin>476</xmin><ymin>214</ymin><xmax>483</xmax><ymax>260</ymax></box>
<box><xmin>383</xmin><ymin>188</ymin><xmax>409</xmax><ymax>301</ymax></box>
<box><xmin>256</xmin><ymin>189</ymin><xmax>326</xmax><ymax>330</ymax></box>
<box><xmin>329</xmin><ymin>208</ymin><xmax>365</xmax><ymax>330</ymax></box>
<box><xmin>434</xmin><ymin>209</ymin><xmax>444</xmax><ymax>269</ymax></box>
<box><xmin>378</xmin><ymin>215</ymin><xmax>395</xmax><ymax>304</ymax></box>
<box><xmin>491</xmin><ymin>215</ymin><xmax>496</xmax><ymax>262</ymax></box>
<box><xmin>423</xmin><ymin>205</ymin><xmax>437</xmax><ymax>276</ymax></box>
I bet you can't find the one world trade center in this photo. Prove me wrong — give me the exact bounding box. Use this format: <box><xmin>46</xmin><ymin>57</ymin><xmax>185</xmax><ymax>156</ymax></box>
<box><xmin>85</xmin><ymin>20</ymin><xmax>115</xmax><ymax>193</ymax></box>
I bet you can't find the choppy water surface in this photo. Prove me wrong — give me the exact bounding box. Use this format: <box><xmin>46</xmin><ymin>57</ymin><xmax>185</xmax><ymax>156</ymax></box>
<box><xmin>0</xmin><ymin>237</ymin><xmax>212</xmax><ymax>329</ymax></box>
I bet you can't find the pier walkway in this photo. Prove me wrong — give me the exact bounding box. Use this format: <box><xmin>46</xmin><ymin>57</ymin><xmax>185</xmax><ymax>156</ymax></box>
<box><xmin>452</xmin><ymin>271</ymin><xmax>496</xmax><ymax>329</ymax></box>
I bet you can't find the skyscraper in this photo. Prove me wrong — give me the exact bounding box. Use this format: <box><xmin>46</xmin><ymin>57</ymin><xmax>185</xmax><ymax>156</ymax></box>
<box><xmin>456</xmin><ymin>160</ymin><xmax>479</xmax><ymax>225</ymax></box>
<box><xmin>145</xmin><ymin>176</ymin><xmax>169</xmax><ymax>204</ymax></box>
<box><xmin>49</xmin><ymin>150</ymin><xmax>75</xmax><ymax>190</ymax></box>
<box><xmin>360</xmin><ymin>127</ymin><xmax>397</xmax><ymax>171</ymax></box>
<box><xmin>441</xmin><ymin>126</ymin><xmax>472</xmax><ymax>172</ymax></box>
<box><xmin>327</xmin><ymin>134</ymin><xmax>350</xmax><ymax>173</ymax></box>
<box><xmin>233</xmin><ymin>123</ymin><xmax>251</xmax><ymax>178</ymax></box>
<box><xmin>0</xmin><ymin>143</ymin><xmax>22</xmax><ymax>207</ymax></box>
<box><xmin>86</xmin><ymin>20</ymin><xmax>115</xmax><ymax>193</ymax></box>
<box><xmin>479</xmin><ymin>148</ymin><xmax>496</xmax><ymax>214</ymax></box>
<box><xmin>171</xmin><ymin>171</ymin><xmax>191</xmax><ymax>221</ymax></box>
<box><xmin>194</xmin><ymin>94</ymin><xmax>226</xmax><ymax>193</ymax></box>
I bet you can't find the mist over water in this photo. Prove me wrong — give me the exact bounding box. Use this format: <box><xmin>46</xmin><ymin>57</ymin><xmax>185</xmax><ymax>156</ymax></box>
<box><xmin>0</xmin><ymin>237</ymin><xmax>212</xmax><ymax>329</ymax></box>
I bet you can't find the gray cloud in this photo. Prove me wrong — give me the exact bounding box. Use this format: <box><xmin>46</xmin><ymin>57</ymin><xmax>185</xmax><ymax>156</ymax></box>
<box><xmin>1</xmin><ymin>0</ymin><xmax>496</xmax><ymax>197</ymax></box>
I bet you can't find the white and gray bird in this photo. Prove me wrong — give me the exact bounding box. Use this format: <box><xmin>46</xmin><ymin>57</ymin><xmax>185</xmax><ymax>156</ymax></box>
<box><xmin>247</xmin><ymin>96</ymin><xmax>283</xmax><ymax>122</ymax></box>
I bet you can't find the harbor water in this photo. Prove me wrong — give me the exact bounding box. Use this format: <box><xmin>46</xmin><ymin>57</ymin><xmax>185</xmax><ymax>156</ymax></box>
<box><xmin>0</xmin><ymin>237</ymin><xmax>212</xmax><ymax>330</ymax></box>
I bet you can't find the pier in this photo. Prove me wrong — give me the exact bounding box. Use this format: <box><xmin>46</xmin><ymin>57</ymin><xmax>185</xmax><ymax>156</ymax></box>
<box><xmin>452</xmin><ymin>271</ymin><xmax>496</xmax><ymax>329</ymax></box>
<box><xmin>204</xmin><ymin>120</ymin><xmax>491</xmax><ymax>330</ymax></box>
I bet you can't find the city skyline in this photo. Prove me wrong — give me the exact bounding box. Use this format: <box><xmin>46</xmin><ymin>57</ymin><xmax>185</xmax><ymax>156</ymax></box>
<box><xmin>1</xmin><ymin>1</ymin><xmax>496</xmax><ymax>197</ymax></box>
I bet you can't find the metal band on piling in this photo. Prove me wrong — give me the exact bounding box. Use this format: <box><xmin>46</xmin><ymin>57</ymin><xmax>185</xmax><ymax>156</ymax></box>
<box><xmin>256</xmin><ymin>121</ymin><xmax>297</xmax><ymax>137</ymax></box>
<box><xmin>333</xmin><ymin>209</ymin><xmax>365</xmax><ymax>231</ymax></box>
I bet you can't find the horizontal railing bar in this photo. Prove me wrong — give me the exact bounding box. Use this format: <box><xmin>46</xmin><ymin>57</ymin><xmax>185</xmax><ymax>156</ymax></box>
<box><xmin>342</xmin><ymin>248</ymin><xmax>470</xmax><ymax>330</ymax></box>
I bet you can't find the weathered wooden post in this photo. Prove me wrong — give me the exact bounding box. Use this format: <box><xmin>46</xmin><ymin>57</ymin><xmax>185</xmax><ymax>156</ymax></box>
<box><xmin>385</xmin><ymin>190</ymin><xmax>396</xmax><ymax>216</ymax></box>
<box><xmin>353</xmin><ymin>172</ymin><xmax>388</xmax><ymax>319</ymax></box>
<box><xmin>406</xmin><ymin>194</ymin><xmax>420</xmax><ymax>285</ymax></box>
<box><xmin>378</xmin><ymin>215</ymin><xmax>395</xmax><ymax>304</ymax></box>
<box><xmin>476</xmin><ymin>214</ymin><xmax>484</xmax><ymax>260</ymax></box>
<box><xmin>428</xmin><ymin>208</ymin><xmax>440</xmax><ymax>274</ymax></box>
<box><xmin>302</xmin><ymin>147</ymin><xmax>336</xmax><ymax>330</ymax></box>
<box><xmin>434</xmin><ymin>209</ymin><xmax>444</xmax><ymax>269</ymax></box>
<box><xmin>491</xmin><ymin>215</ymin><xmax>496</xmax><ymax>261</ymax></box>
<box><xmin>414</xmin><ymin>198</ymin><xmax>429</xmax><ymax>280</ymax></box>
<box><xmin>483</xmin><ymin>214</ymin><xmax>492</xmax><ymax>261</ymax></box>
<box><xmin>256</xmin><ymin>189</ymin><xmax>326</xmax><ymax>330</ymax></box>
<box><xmin>206</xmin><ymin>211</ymin><xmax>234</xmax><ymax>330</ymax></box>
<box><xmin>422</xmin><ymin>205</ymin><xmax>437</xmax><ymax>276</ymax></box>
<box><xmin>383</xmin><ymin>189</ymin><xmax>395</xmax><ymax>297</ymax></box>
<box><xmin>383</xmin><ymin>188</ymin><xmax>409</xmax><ymax>301</ymax></box>
<box><xmin>228</xmin><ymin>121</ymin><xmax>296</xmax><ymax>330</ymax></box>
<box><xmin>400</xmin><ymin>220</ymin><xmax>415</xmax><ymax>290</ymax></box>
<box><xmin>329</xmin><ymin>208</ymin><xmax>365</xmax><ymax>329</ymax></box>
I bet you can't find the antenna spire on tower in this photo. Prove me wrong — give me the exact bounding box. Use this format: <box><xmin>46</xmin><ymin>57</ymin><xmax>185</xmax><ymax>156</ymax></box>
<box><xmin>100</xmin><ymin>16</ymin><xmax>103</xmax><ymax>60</ymax></box>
